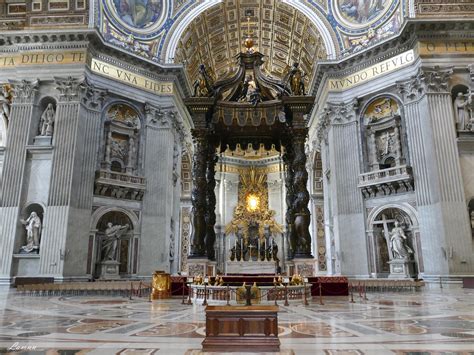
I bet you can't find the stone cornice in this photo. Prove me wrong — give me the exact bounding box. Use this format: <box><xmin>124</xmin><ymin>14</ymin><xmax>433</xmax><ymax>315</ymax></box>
<box><xmin>311</xmin><ymin>19</ymin><xmax>474</xmax><ymax>97</ymax></box>
<box><xmin>0</xmin><ymin>29</ymin><xmax>191</xmax><ymax>98</ymax></box>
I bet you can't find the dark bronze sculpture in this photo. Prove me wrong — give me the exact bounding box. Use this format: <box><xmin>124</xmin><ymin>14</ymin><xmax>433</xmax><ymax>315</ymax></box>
<box><xmin>185</xmin><ymin>50</ymin><xmax>314</xmax><ymax>262</ymax></box>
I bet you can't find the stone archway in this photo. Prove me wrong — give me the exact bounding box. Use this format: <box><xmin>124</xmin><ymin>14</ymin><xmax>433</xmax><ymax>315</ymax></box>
<box><xmin>89</xmin><ymin>207</ymin><xmax>139</xmax><ymax>279</ymax></box>
<box><xmin>367</xmin><ymin>204</ymin><xmax>421</xmax><ymax>278</ymax></box>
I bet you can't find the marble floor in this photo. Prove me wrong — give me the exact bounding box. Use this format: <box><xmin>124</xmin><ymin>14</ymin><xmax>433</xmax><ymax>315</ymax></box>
<box><xmin>0</xmin><ymin>285</ymin><xmax>473</xmax><ymax>355</ymax></box>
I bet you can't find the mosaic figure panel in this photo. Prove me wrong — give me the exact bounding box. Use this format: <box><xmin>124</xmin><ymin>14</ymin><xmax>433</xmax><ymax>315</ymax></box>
<box><xmin>336</xmin><ymin>0</ymin><xmax>392</xmax><ymax>26</ymax></box>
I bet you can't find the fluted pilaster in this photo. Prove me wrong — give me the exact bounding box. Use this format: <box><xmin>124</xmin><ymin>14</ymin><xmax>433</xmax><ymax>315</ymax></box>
<box><xmin>140</xmin><ymin>103</ymin><xmax>175</xmax><ymax>274</ymax></box>
<box><xmin>323</xmin><ymin>99</ymin><xmax>368</xmax><ymax>276</ymax></box>
<box><xmin>39</xmin><ymin>77</ymin><xmax>83</xmax><ymax>275</ymax></box>
<box><xmin>397</xmin><ymin>66</ymin><xmax>473</xmax><ymax>275</ymax></box>
<box><xmin>0</xmin><ymin>79</ymin><xmax>38</xmax><ymax>279</ymax></box>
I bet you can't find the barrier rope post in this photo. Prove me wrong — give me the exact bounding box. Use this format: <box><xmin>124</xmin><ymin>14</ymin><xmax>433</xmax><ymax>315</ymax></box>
<box><xmin>203</xmin><ymin>283</ymin><xmax>208</xmax><ymax>306</ymax></box>
<box><xmin>226</xmin><ymin>285</ymin><xmax>230</xmax><ymax>306</ymax></box>
<box><xmin>284</xmin><ymin>284</ymin><xmax>289</xmax><ymax>306</ymax></box>
<box><xmin>148</xmin><ymin>283</ymin><xmax>152</xmax><ymax>302</ymax></box>
<box><xmin>303</xmin><ymin>280</ymin><xmax>309</xmax><ymax>306</ymax></box>
<box><xmin>187</xmin><ymin>282</ymin><xmax>193</xmax><ymax>305</ymax></box>
<box><xmin>319</xmin><ymin>281</ymin><xmax>324</xmax><ymax>305</ymax></box>
<box><xmin>274</xmin><ymin>284</ymin><xmax>278</xmax><ymax>306</ymax></box>
<box><xmin>181</xmin><ymin>278</ymin><xmax>186</xmax><ymax>305</ymax></box>
<box><xmin>350</xmin><ymin>284</ymin><xmax>355</xmax><ymax>303</ymax></box>
<box><xmin>129</xmin><ymin>282</ymin><xmax>133</xmax><ymax>300</ymax></box>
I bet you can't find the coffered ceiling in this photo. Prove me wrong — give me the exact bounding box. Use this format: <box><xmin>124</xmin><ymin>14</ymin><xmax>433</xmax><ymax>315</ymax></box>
<box><xmin>174</xmin><ymin>0</ymin><xmax>327</xmax><ymax>88</ymax></box>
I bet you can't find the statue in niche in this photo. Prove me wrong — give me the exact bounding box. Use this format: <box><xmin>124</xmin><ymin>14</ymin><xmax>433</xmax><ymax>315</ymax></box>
<box><xmin>470</xmin><ymin>210</ymin><xmax>474</xmax><ymax>232</ymax></box>
<box><xmin>39</xmin><ymin>103</ymin><xmax>55</xmax><ymax>136</ymax></box>
<box><xmin>19</xmin><ymin>212</ymin><xmax>42</xmax><ymax>254</ymax></box>
<box><xmin>381</xmin><ymin>131</ymin><xmax>395</xmax><ymax>156</ymax></box>
<box><xmin>453</xmin><ymin>92</ymin><xmax>469</xmax><ymax>131</ymax></box>
<box><xmin>286</xmin><ymin>62</ymin><xmax>305</xmax><ymax>96</ymax></box>
<box><xmin>0</xmin><ymin>85</ymin><xmax>10</xmax><ymax>125</ymax></box>
<box><xmin>101</xmin><ymin>222</ymin><xmax>129</xmax><ymax>261</ymax></box>
<box><xmin>389</xmin><ymin>221</ymin><xmax>413</xmax><ymax>260</ymax></box>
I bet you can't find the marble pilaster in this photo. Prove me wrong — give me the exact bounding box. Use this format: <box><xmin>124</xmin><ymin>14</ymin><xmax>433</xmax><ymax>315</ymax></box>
<box><xmin>139</xmin><ymin>103</ymin><xmax>175</xmax><ymax>275</ymax></box>
<box><xmin>39</xmin><ymin>77</ymin><xmax>83</xmax><ymax>277</ymax></box>
<box><xmin>319</xmin><ymin>100</ymin><xmax>369</xmax><ymax>277</ymax></box>
<box><xmin>397</xmin><ymin>67</ymin><xmax>473</xmax><ymax>276</ymax></box>
<box><xmin>0</xmin><ymin>79</ymin><xmax>38</xmax><ymax>283</ymax></box>
<box><xmin>64</xmin><ymin>82</ymin><xmax>106</xmax><ymax>278</ymax></box>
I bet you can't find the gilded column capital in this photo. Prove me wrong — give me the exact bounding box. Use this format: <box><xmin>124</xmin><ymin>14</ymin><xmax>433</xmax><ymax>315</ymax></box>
<box><xmin>80</xmin><ymin>80</ymin><xmax>107</xmax><ymax>112</ymax></box>
<box><xmin>55</xmin><ymin>76</ymin><xmax>84</xmax><ymax>102</ymax></box>
<box><xmin>9</xmin><ymin>79</ymin><xmax>39</xmax><ymax>104</ymax></box>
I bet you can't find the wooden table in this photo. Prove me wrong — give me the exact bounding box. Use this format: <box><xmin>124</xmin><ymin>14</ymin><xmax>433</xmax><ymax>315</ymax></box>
<box><xmin>202</xmin><ymin>305</ymin><xmax>280</xmax><ymax>352</ymax></box>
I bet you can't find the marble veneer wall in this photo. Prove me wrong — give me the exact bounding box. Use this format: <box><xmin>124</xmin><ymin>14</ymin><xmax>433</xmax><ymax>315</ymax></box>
<box><xmin>0</xmin><ymin>68</ymin><xmax>187</xmax><ymax>283</ymax></box>
<box><xmin>310</xmin><ymin>51</ymin><xmax>474</xmax><ymax>279</ymax></box>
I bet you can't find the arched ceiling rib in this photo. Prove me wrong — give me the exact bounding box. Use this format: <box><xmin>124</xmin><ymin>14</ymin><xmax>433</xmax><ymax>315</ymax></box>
<box><xmin>174</xmin><ymin>0</ymin><xmax>327</xmax><ymax>88</ymax></box>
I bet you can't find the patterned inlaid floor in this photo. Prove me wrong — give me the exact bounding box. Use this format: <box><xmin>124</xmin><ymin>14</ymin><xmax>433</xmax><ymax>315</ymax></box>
<box><xmin>0</xmin><ymin>285</ymin><xmax>473</xmax><ymax>354</ymax></box>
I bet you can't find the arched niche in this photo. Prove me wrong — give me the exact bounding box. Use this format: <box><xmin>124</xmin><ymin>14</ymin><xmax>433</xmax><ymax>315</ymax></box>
<box><xmin>366</xmin><ymin>204</ymin><xmax>421</xmax><ymax>278</ymax></box>
<box><xmin>33</xmin><ymin>96</ymin><xmax>57</xmax><ymax>145</ymax></box>
<box><xmin>0</xmin><ymin>112</ymin><xmax>7</xmax><ymax>147</ymax></box>
<box><xmin>451</xmin><ymin>84</ymin><xmax>471</xmax><ymax>132</ymax></box>
<box><xmin>18</xmin><ymin>202</ymin><xmax>45</xmax><ymax>254</ymax></box>
<box><xmin>360</xmin><ymin>96</ymin><xmax>408</xmax><ymax>172</ymax></box>
<box><xmin>89</xmin><ymin>207</ymin><xmax>140</xmax><ymax>278</ymax></box>
<box><xmin>0</xmin><ymin>84</ymin><xmax>12</xmax><ymax>147</ymax></box>
<box><xmin>468</xmin><ymin>198</ymin><xmax>474</xmax><ymax>238</ymax></box>
<box><xmin>101</xmin><ymin>102</ymin><xmax>141</xmax><ymax>175</ymax></box>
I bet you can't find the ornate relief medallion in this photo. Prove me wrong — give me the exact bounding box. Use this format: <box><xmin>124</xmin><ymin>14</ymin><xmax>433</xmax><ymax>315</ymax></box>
<box><xmin>104</xmin><ymin>0</ymin><xmax>168</xmax><ymax>35</ymax></box>
<box><xmin>333</xmin><ymin>0</ymin><xmax>397</xmax><ymax>30</ymax></box>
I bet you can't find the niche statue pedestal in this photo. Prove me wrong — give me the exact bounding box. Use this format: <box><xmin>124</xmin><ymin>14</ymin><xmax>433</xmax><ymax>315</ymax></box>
<box><xmin>33</xmin><ymin>136</ymin><xmax>52</xmax><ymax>146</ymax></box>
<box><xmin>98</xmin><ymin>260</ymin><xmax>120</xmax><ymax>280</ymax></box>
<box><xmin>388</xmin><ymin>259</ymin><xmax>415</xmax><ymax>279</ymax></box>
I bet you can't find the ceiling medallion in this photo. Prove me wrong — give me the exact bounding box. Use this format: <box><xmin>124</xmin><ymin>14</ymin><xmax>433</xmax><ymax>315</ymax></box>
<box><xmin>105</xmin><ymin>0</ymin><xmax>168</xmax><ymax>35</ymax></box>
<box><xmin>332</xmin><ymin>0</ymin><xmax>399</xmax><ymax>31</ymax></box>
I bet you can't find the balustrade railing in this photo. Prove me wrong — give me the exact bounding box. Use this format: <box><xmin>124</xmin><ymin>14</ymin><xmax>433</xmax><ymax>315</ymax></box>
<box><xmin>96</xmin><ymin>170</ymin><xmax>146</xmax><ymax>186</ymax></box>
<box><xmin>358</xmin><ymin>165</ymin><xmax>412</xmax><ymax>186</ymax></box>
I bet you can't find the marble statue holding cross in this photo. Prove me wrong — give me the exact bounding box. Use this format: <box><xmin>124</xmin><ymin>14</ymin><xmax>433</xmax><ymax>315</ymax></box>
<box><xmin>389</xmin><ymin>221</ymin><xmax>413</xmax><ymax>260</ymax></box>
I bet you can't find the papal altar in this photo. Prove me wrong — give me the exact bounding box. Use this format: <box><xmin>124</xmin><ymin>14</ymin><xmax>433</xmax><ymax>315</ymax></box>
<box><xmin>226</xmin><ymin>260</ymin><xmax>276</xmax><ymax>275</ymax></box>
